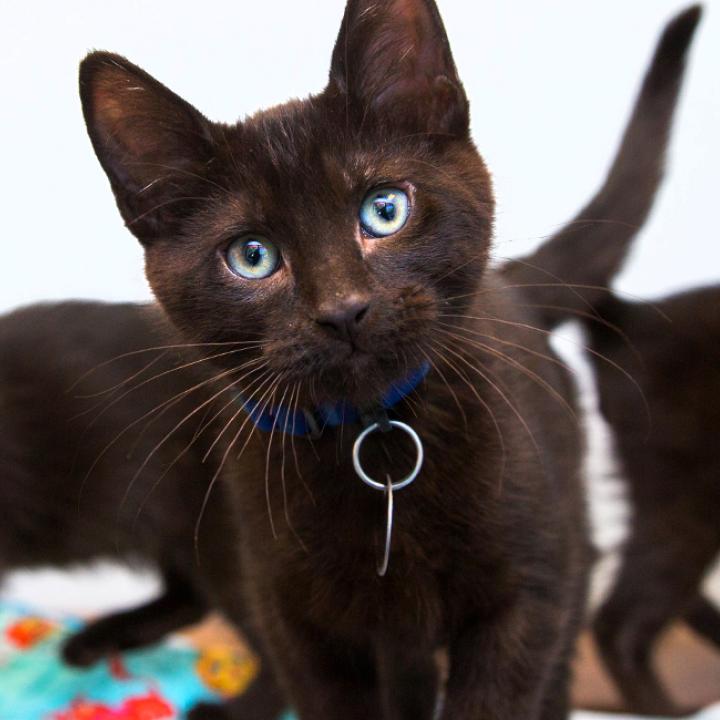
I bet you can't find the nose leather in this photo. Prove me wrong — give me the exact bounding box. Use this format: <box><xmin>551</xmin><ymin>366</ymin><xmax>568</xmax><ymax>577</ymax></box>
<box><xmin>315</xmin><ymin>295</ymin><xmax>370</xmax><ymax>341</ymax></box>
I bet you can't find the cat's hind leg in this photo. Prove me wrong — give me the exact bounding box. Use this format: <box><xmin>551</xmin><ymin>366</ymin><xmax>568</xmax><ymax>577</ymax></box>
<box><xmin>684</xmin><ymin>593</ymin><xmax>720</xmax><ymax>651</ymax></box>
<box><xmin>593</xmin><ymin>522</ymin><xmax>718</xmax><ymax>716</ymax></box>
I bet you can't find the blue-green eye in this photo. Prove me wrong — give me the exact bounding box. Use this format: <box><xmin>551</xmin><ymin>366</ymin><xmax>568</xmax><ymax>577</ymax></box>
<box><xmin>226</xmin><ymin>236</ymin><xmax>279</xmax><ymax>279</ymax></box>
<box><xmin>359</xmin><ymin>187</ymin><xmax>410</xmax><ymax>237</ymax></box>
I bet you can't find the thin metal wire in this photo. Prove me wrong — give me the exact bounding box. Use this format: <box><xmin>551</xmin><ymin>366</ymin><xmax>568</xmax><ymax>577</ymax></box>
<box><xmin>377</xmin><ymin>474</ymin><xmax>394</xmax><ymax>577</ymax></box>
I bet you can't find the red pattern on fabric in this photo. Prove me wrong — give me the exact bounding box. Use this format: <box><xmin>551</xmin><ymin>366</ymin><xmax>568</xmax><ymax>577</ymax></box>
<box><xmin>52</xmin><ymin>691</ymin><xmax>174</xmax><ymax>720</ymax></box>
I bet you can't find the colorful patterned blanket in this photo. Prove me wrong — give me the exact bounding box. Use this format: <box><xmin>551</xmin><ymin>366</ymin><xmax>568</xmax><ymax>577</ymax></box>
<box><xmin>0</xmin><ymin>603</ymin><xmax>275</xmax><ymax>720</ymax></box>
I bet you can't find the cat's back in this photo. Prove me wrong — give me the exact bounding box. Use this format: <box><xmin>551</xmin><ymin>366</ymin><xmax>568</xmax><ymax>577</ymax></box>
<box><xmin>585</xmin><ymin>287</ymin><xmax>720</xmax><ymax>496</ymax></box>
<box><xmin>0</xmin><ymin>300</ymin><xmax>156</xmax><ymax>448</ymax></box>
<box><xmin>586</xmin><ymin>287</ymin><xmax>720</xmax><ymax>434</ymax></box>
<box><xmin>0</xmin><ymin>301</ymin><xmax>165</xmax><ymax>450</ymax></box>
<box><xmin>0</xmin><ymin>301</ymin><xmax>213</xmax><ymax>568</ymax></box>
<box><xmin>0</xmin><ymin>301</ymin><xmax>158</xmax><ymax>389</ymax></box>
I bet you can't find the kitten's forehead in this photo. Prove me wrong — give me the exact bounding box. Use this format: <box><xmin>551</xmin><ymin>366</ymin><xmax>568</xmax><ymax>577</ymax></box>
<box><xmin>233</xmin><ymin>94</ymin><xmax>420</xmax><ymax>183</ymax></box>
<box><xmin>222</xmin><ymin>96</ymin><xmax>418</xmax><ymax>209</ymax></box>
<box><xmin>320</xmin><ymin>152</ymin><xmax>359</xmax><ymax>190</ymax></box>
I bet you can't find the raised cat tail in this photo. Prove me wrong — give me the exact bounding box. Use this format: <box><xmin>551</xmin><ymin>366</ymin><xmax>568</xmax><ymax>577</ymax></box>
<box><xmin>500</xmin><ymin>5</ymin><xmax>702</xmax><ymax>329</ymax></box>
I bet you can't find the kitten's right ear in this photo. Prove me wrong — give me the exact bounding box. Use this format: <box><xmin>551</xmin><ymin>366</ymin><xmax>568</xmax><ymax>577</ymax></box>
<box><xmin>328</xmin><ymin>0</ymin><xmax>469</xmax><ymax>137</ymax></box>
<box><xmin>79</xmin><ymin>52</ymin><xmax>216</xmax><ymax>244</ymax></box>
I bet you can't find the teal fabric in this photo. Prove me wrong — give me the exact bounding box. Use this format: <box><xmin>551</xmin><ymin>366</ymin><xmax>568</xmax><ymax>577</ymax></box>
<box><xmin>0</xmin><ymin>603</ymin><xmax>244</xmax><ymax>719</ymax></box>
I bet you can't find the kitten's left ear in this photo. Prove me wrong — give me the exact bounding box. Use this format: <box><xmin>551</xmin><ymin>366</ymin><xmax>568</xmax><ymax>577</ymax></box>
<box><xmin>79</xmin><ymin>52</ymin><xmax>217</xmax><ymax>244</ymax></box>
<box><xmin>328</xmin><ymin>0</ymin><xmax>469</xmax><ymax>137</ymax></box>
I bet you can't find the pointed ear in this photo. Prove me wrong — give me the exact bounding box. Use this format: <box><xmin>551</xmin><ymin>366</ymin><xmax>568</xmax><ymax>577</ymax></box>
<box><xmin>328</xmin><ymin>0</ymin><xmax>469</xmax><ymax>137</ymax></box>
<box><xmin>79</xmin><ymin>52</ymin><xmax>217</xmax><ymax>244</ymax></box>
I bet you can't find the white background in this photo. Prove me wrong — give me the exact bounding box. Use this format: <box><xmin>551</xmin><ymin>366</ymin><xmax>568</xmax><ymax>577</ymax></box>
<box><xmin>0</xmin><ymin>0</ymin><xmax>718</xmax><ymax>313</ymax></box>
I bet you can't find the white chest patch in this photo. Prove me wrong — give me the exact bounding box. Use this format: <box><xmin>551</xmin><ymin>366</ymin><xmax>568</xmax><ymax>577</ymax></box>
<box><xmin>549</xmin><ymin>322</ymin><xmax>632</xmax><ymax>615</ymax></box>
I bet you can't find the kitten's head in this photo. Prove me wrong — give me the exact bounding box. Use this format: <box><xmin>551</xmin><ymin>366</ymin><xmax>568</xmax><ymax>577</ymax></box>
<box><xmin>80</xmin><ymin>0</ymin><xmax>494</xmax><ymax>407</ymax></box>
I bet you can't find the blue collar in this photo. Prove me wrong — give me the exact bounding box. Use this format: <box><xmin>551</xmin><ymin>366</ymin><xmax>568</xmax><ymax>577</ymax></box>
<box><xmin>240</xmin><ymin>362</ymin><xmax>430</xmax><ymax>437</ymax></box>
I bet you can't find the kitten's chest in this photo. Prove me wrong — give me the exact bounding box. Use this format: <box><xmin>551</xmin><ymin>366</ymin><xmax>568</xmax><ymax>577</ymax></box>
<box><xmin>232</xmin><ymin>403</ymin><xmax>514</xmax><ymax>639</ymax></box>
<box><xmin>245</xmin><ymin>448</ymin><xmax>497</xmax><ymax>641</ymax></box>
<box><xmin>285</xmin><ymin>515</ymin><xmax>450</xmax><ymax>643</ymax></box>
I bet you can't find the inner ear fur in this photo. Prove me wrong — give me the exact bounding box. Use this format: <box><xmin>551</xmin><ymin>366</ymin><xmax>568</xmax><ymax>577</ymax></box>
<box><xmin>328</xmin><ymin>0</ymin><xmax>469</xmax><ymax>137</ymax></box>
<box><xmin>79</xmin><ymin>52</ymin><xmax>217</xmax><ymax>243</ymax></box>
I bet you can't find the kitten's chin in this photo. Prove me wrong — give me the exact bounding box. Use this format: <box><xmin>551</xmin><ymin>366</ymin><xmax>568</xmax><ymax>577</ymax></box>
<box><xmin>303</xmin><ymin>351</ymin><xmax>420</xmax><ymax>409</ymax></box>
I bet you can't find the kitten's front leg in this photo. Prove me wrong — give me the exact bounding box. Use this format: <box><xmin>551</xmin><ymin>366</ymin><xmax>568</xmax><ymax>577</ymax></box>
<box><xmin>440</xmin><ymin>600</ymin><xmax>571</xmax><ymax>720</ymax></box>
<box><xmin>260</xmin><ymin>620</ymin><xmax>438</xmax><ymax>720</ymax></box>
<box><xmin>252</xmin><ymin>598</ymin><xmax>383</xmax><ymax>720</ymax></box>
<box><xmin>271</xmin><ymin>631</ymin><xmax>380</xmax><ymax>719</ymax></box>
<box><xmin>376</xmin><ymin>639</ymin><xmax>439</xmax><ymax>720</ymax></box>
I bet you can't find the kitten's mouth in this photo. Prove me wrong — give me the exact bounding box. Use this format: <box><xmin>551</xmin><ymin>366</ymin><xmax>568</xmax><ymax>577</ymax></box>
<box><xmin>344</xmin><ymin>345</ymin><xmax>384</xmax><ymax>370</ymax></box>
<box><xmin>332</xmin><ymin>335</ymin><xmax>368</xmax><ymax>357</ymax></box>
<box><xmin>346</xmin><ymin>343</ymin><xmax>369</xmax><ymax>359</ymax></box>
<box><xmin>326</xmin><ymin>339</ymin><xmax>374</xmax><ymax>367</ymax></box>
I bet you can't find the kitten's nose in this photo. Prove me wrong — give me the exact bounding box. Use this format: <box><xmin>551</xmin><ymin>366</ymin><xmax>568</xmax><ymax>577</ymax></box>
<box><xmin>315</xmin><ymin>295</ymin><xmax>370</xmax><ymax>342</ymax></box>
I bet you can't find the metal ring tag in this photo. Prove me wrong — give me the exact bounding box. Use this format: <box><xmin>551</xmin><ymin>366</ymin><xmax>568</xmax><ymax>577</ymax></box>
<box><xmin>377</xmin><ymin>474</ymin><xmax>394</xmax><ymax>577</ymax></box>
<box><xmin>352</xmin><ymin>420</ymin><xmax>424</xmax><ymax>492</ymax></box>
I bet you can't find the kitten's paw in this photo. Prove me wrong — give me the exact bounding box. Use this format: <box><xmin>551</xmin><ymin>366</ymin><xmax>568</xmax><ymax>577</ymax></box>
<box><xmin>187</xmin><ymin>702</ymin><xmax>231</xmax><ymax>720</ymax></box>
<box><xmin>61</xmin><ymin>629</ymin><xmax>116</xmax><ymax>668</ymax></box>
